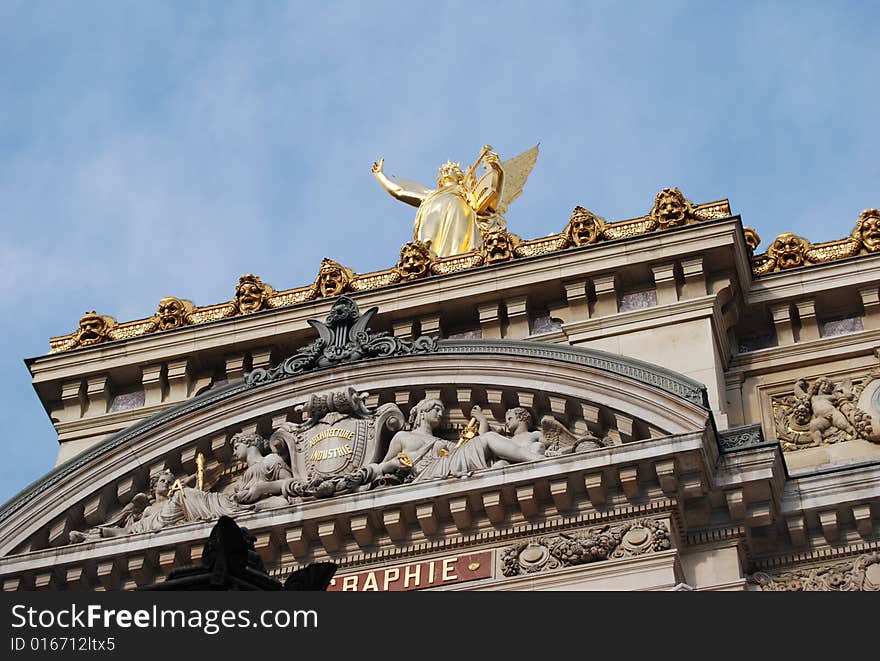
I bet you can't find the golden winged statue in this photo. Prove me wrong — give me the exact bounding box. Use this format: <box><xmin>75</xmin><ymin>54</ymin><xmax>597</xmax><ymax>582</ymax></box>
<box><xmin>371</xmin><ymin>145</ymin><xmax>539</xmax><ymax>258</ymax></box>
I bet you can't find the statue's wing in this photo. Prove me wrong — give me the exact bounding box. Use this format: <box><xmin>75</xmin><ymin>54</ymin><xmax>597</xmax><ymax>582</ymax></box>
<box><xmin>393</xmin><ymin>175</ymin><xmax>432</xmax><ymax>198</ymax></box>
<box><xmin>497</xmin><ymin>145</ymin><xmax>539</xmax><ymax>216</ymax></box>
<box><xmin>540</xmin><ymin>415</ymin><xmax>580</xmax><ymax>452</ymax></box>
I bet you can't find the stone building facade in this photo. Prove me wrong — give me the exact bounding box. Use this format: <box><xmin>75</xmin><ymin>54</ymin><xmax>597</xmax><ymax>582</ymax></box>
<box><xmin>1</xmin><ymin>189</ymin><xmax>879</xmax><ymax>591</ymax></box>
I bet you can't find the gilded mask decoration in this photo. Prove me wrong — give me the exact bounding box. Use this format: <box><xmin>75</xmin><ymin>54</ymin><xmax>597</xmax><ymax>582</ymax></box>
<box><xmin>650</xmin><ymin>187</ymin><xmax>694</xmax><ymax>229</ymax></box>
<box><xmin>397</xmin><ymin>240</ymin><xmax>434</xmax><ymax>281</ymax></box>
<box><xmin>234</xmin><ymin>274</ymin><xmax>273</xmax><ymax>315</ymax></box>
<box><xmin>855</xmin><ymin>208</ymin><xmax>880</xmax><ymax>253</ymax></box>
<box><xmin>767</xmin><ymin>232</ymin><xmax>809</xmax><ymax>270</ymax></box>
<box><xmin>74</xmin><ymin>311</ymin><xmax>115</xmax><ymax>347</ymax></box>
<box><xmin>150</xmin><ymin>296</ymin><xmax>194</xmax><ymax>332</ymax></box>
<box><xmin>316</xmin><ymin>258</ymin><xmax>354</xmax><ymax>298</ymax></box>
<box><xmin>742</xmin><ymin>226</ymin><xmax>761</xmax><ymax>253</ymax></box>
<box><xmin>565</xmin><ymin>206</ymin><xmax>605</xmax><ymax>246</ymax></box>
<box><xmin>480</xmin><ymin>228</ymin><xmax>519</xmax><ymax>265</ymax></box>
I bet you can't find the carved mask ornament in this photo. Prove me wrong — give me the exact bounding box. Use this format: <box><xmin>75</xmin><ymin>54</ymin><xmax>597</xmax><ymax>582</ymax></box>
<box><xmin>235</xmin><ymin>274</ymin><xmax>272</xmax><ymax>314</ymax></box>
<box><xmin>855</xmin><ymin>208</ymin><xmax>880</xmax><ymax>253</ymax></box>
<box><xmin>651</xmin><ymin>187</ymin><xmax>692</xmax><ymax>228</ymax></box>
<box><xmin>481</xmin><ymin>228</ymin><xmax>517</xmax><ymax>265</ymax></box>
<box><xmin>397</xmin><ymin>240</ymin><xmax>434</xmax><ymax>280</ymax></box>
<box><xmin>74</xmin><ymin>311</ymin><xmax>114</xmax><ymax>347</ymax></box>
<box><xmin>317</xmin><ymin>259</ymin><xmax>353</xmax><ymax>298</ymax></box>
<box><xmin>565</xmin><ymin>206</ymin><xmax>604</xmax><ymax>246</ymax></box>
<box><xmin>768</xmin><ymin>232</ymin><xmax>808</xmax><ymax>269</ymax></box>
<box><xmin>155</xmin><ymin>296</ymin><xmax>193</xmax><ymax>331</ymax></box>
<box><xmin>742</xmin><ymin>226</ymin><xmax>761</xmax><ymax>253</ymax></box>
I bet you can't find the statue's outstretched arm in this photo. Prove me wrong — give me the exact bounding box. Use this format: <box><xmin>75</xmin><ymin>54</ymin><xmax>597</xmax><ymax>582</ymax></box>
<box><xmin>372</xmin><ymin>159</ymin><xmax>427</xmax><ymax>208</ymax></box>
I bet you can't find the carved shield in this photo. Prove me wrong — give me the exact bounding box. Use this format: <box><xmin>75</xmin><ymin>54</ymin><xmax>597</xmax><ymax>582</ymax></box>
<box><xmin>297</xmin><ymin>412</ymin><xmax>372</xmax><ymax>479</ymax></box>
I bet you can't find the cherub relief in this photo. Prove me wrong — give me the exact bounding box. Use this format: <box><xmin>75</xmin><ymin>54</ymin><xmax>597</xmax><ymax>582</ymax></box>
<box><xmin>794</xmin><ymin>377</ymin><xmax>856</xmax><ymax>446</ymax></box>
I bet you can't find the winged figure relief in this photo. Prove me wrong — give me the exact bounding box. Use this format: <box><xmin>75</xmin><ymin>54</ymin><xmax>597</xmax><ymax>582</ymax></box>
<box><xmin>371</xmin><ymin>145</ymin><xmax>539</xmax><ymax>258</ymax></box>
<box><xmin>540</xmin><ymin>415</ymin><xmax>608</xmax><ymax>456</ymax></box>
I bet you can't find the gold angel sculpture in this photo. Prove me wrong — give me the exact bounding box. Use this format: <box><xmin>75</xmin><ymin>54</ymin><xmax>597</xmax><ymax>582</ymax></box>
<box><xmin>372</xmin><ymin>145</ymin><xmax>539</xmax><ymax>258</ymax></box>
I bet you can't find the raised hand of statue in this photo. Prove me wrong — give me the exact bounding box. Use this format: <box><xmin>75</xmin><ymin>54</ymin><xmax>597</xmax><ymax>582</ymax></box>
<box><xmin>484</xmin><ymin>151</ymin><xmax>501</xmax><ymax>170</ymax></box>
<box><xmin>371</xmin><ymin>158</ymin><xmax>384</xmax><ymax>174</ymax></box>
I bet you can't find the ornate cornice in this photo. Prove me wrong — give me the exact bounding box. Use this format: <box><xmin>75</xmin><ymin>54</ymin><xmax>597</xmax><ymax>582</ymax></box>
<box><xmin>748</xmin><ymin>208</ymin><xmax>880</xmax><ymax>275</ymax></box>
<box><xmin>435</xmin><ymin>339</ymin><xmax>709</xmax><ymax>408</ymax></box>
<box><xmin>47</xmin><ymin>189</ymin><xmax>731</xmax><ymax>353</ymax></box>
<box><xmin>47</xmin><ymin>196</ymin><xmax>880</xmax><ymax>354</ymax></box>
<box><xmin>239</xmin><ymin>300</ymin><xmax>709</xmax><ymax>407</ymax></box>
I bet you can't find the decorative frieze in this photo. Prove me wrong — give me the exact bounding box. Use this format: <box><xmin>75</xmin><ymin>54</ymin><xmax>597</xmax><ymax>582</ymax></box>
<box><xmin>499</xmin><ymin>518</ymin><xmax>671</xmax><ymax>578</ymax></box>
<box><xmin>749</xmin><ymin>552</ymin><xmax>880</xmax><ymax>591</ymax></box>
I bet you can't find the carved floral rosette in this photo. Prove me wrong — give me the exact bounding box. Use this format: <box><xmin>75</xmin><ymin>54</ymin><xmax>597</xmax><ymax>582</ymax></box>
<box><xmin>749</xmin><ymin>552</ymin><xmax>880</xmax><ymax>591</ymax></box>
<box><xmin>499</xmin><ymin>519</ymin><xmax>671</xmax><ymax>577</ymax></box>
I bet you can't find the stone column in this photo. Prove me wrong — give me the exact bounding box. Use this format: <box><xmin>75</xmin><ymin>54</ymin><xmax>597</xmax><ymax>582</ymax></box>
<box><xmin>419</xmin><ymin>313</ymin><xmax>441</xmax><ymax>338</ymax></box>
<box><xmin>680</xmin><ymin>257</ymin><xmax>706</xmax><ymax>299</ymax></box>
<box><xmin>562</xmin><ymin>280</ymin><xmax>589</xmax><ymax>323</ymax></box>
<box><xmin>84</xmin><ymin>374</ymin><xmax>111</xmax><ymax>417</ymax></box>
<box><xmin>166</xmin><ymin>358</ymin><xmax>191</xmax><ymax>401</ymax></box>
<box><xmin>859</xmin><ymin>285</ymin><xmax>880</xmax><ymax>330</ymax></box>
<box><xmin>794</xmin><ymin>299</ymin><xmax>819</xmax><ymax>342</ymax></box>
<box><xmin>478</xmin><ymin>301</ymin><xmax>502</xmax><ymax>339</ymax></box>
<box><xmin>59</xmin><ymin>379</ymin><xmax>85</xmax><ymax>422</ymax></box>
<box><xmin>393</xmin><ymin>319</ymin><xmax>415</xmax><ymax>341</ymax></box>
<box><xmin>224</xmin><ymin>353</ymin><xmax>247</xmax><ymax>382</ymax></box>
<box><xmin>770</xmin><ymin>302</ymin><xmax>794</xmax><ymax>346</ymax></box>
<box><xmin>591</xmin><ymin>274</ymin><xmax>618</xmax><ymax>317</ymax></box>
<box><xmin>250</xmin><ymin>347</ymin><xmax>274</xmax><ymax>371</ymax></box>
<box><xmin>651</xmin><ymin>262</ymin><xmax>679</xmax><ymax>306</ymax></box>
<box><xmin>504</xmin><ymin>296</ymin><xmax>529</xmax><ymax>339</ymax></box>
<box><xmin>141</xmin><ymin>363</ymin><xmax>164</xmax><ymax>407</ymax></box>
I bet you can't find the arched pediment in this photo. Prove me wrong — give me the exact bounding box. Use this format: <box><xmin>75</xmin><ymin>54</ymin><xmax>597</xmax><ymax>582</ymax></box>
<box><xmin>0</xmin><ymin>336</ymin><xmax>711</xmax><ymax>559</ymax></box>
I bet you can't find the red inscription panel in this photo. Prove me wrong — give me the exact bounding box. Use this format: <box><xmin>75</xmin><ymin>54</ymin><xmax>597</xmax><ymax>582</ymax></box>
<box><xmin>327</xmin><ymin>551</ymin><xmax>493</xmax><ymax>591</ymax></box>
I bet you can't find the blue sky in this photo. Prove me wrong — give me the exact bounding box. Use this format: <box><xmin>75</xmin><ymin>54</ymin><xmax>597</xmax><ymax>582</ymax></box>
<box><xmin>1</xmin><ymin>1</ymin><xmax>878</xmax><ymax>503</ymax></box>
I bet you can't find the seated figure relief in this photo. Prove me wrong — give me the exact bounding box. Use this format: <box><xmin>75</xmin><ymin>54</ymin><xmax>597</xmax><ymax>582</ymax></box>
<box><xmin>229</xmin><ymin>431</ymin><xmax>295</xmax><ymax>510</ymax></box>
<box><xmin>364</xmin><ymin>398</ymin><xmax>605</xmax><ymax>484</ymax></box>
<box><xmin>70</xmin><ymin>470</ymin><xmax>252</xmax><ymax>543</ymax></box>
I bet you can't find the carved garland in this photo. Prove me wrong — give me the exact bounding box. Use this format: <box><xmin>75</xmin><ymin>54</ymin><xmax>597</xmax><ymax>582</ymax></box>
<box><xmin>499</xmin><ymin>518</ymin><xmax>671</xmax><ymax>577</ymax></box>
<box><xmin>749</xmin><ymin>552</ymin><xmax>880</xmax><ymax>591</ymax></box>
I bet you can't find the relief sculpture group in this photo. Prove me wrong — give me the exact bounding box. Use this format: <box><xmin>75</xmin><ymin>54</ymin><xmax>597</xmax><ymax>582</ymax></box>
<box><xmin>71</xmin><ymin>388</ymin><xmax>608</xmax><ymax>543</ymax></box>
